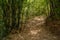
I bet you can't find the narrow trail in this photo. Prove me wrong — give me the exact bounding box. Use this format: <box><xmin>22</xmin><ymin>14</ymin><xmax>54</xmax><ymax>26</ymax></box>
<box><xmin>3</xmin><ymin>16</ymin><xmax>60</xmax><ymax>40</ymax></box>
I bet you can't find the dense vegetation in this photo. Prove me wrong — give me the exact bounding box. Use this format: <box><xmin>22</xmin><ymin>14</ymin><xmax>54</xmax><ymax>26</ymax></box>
<box><xmin>0</xmin><ymin>0</ymin><xmax>60</xmax><ymax>40</ymax></box>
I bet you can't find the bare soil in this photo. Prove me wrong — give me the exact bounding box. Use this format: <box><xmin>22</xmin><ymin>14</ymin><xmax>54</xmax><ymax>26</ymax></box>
<box><xmin>3</xmin><ymin>16</ymin><xmax>60</xmax><ymax>40</ymax></box>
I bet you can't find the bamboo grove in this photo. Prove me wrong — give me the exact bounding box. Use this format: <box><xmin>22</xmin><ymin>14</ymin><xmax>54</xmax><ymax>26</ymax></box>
<box><xmin>1</xmin><ymin>0</ymin><xmax>60</xmax><ymax>39</ymax></box>
<box><xmin>0</xmin><ymin>0</ymin><xmax>24</xmax><ymax>39</ymax></box>
<box><xmin>0</xmin><ymin>0</ymin><xmax>24</xmax><ymax>31</ymax></box>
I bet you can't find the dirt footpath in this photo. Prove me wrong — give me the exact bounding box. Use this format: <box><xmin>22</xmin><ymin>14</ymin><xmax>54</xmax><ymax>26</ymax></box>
<box><xmin>3</xmin><ymin>16</ymin><xmax>60</xmax><ymax>40</ymax></box>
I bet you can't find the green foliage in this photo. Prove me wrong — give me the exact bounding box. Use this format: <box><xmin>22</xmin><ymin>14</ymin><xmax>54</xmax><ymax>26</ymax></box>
<box><xmin>50</xmin><ymin>0</ymin><xmax>60</xmax><ymax>20</ymax></box>
<box><xmin>21</xmin><ymin>0</ymin><xmax>50</xmax><ymax>22</ymax></box>
<box><xmin>0</xmin><ymin>0</ymin><xmax>24</xmax><ymax>39</ymax></box>
<box><xmin>0</xmin><ymin>6</ymin><xmax>7</xmax><ymax>39</ymax></box>
<box><xmin>0</xmin><ymin>0</ymin><xmax>50</xmax><ymax>39</ymax></box>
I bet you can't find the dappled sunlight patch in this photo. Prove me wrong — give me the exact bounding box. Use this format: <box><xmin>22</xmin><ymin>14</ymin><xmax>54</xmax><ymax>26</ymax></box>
<box><xmin>34</xmin><ymin>16</ymin><xmax>46</xmax><ymax>21</ymax></box>
<box><xmin>30</xmin><ymin>29</ymin><xmax>41</xmax><ymax>35</ymax></box>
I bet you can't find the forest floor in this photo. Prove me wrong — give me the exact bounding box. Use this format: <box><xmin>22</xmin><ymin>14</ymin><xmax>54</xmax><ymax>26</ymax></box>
<box><xmin>3</xmin><ymin>15</ymin><xmax>60</xmax><ymax>40</ymax></box>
